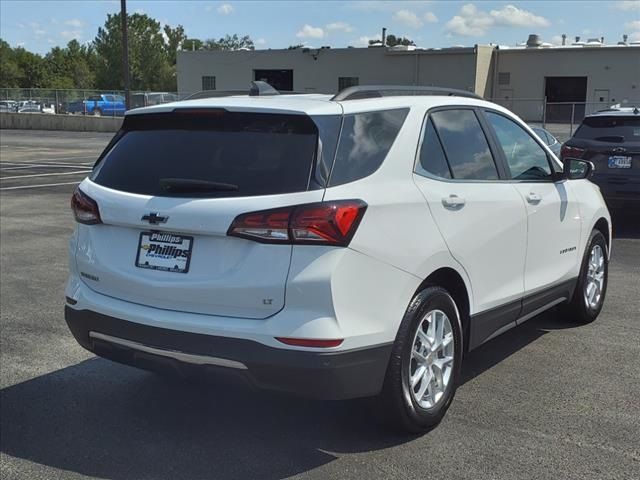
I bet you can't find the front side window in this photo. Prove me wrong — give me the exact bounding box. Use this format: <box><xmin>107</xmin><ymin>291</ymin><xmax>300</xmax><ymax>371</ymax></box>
<box><xmin>329</xmin><ymin>108</ymin><xmax>408</xmax><ymax>186</ymax></box>
<box><xmin>486</xmin><ymin>112</ymin><xmax>552</xmax><ymax>181</ymax></box>
<box><xmin>430</xmin><ymin>109</ymin><xmax>498</xmax><ymax>180</ymax></box>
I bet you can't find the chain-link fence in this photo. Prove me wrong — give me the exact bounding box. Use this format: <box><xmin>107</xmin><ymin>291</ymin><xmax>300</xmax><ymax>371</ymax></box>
<box><xmin>2</xmin><ymin>88</ymin><xmax>638</xmax><ymax>141</ymax></box>
<box><xmin>488</xmin><ymin>98</ymin><xmax>640</xmax><ymax>141</ymax></box>
<box><xmin>0</xmin><ymin>88</ymin><xmax>193</xmax><ymax>117</ymax></box>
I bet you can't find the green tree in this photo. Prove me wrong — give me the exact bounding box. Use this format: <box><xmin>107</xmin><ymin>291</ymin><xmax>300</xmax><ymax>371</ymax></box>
<box><xmin>368</xmin><ymin>34</ymin><xmax>415</xmax><ymax>47</ymax></box>
<box><xmin>164</xmin><ymin>24</ymin><xmax>186</xmax><ymax>65</ymax></box>
<box><xmin>94</xmin><ymin>12</ymin><xmax>175</xmax><ymax>91</ymax></box>
<box><xmin>288</xmin><ymin>44</ymin><xmax>304</xmax><ymax>50</ymax></box>
<box><xmin>204</xmin><ymin>34</ymin><xmax>254</xmax><ymax>51</ymax></box>
<box><xmin>182</xmin><ymin>38</ymin><xmax>204</xmax><ymax>51</ymax></box>
<box><xmin>0</xmin><ymin>39</ymin><xmax>21</xmax><ymax>87</ymax></box>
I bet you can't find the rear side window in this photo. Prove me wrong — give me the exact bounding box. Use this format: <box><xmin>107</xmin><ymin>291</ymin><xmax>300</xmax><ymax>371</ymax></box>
<box><xmin>91</xmin><ymin>112</ymin><xmax>320</xmax><ymax>198</ymax></box>
<box><xmin>328</xmin><ymin>108</ymin><xmax>408</xmax><ymax>186</ymax></box>
<box><xmin>574</xmin><ymin>116</ymin><xmax>640</xmax><ymax>141</ymax></box>
<box><xmin>416</xmin><ymin>118</ymin><xmax>452</xmax><ymax>179</ymax></box>
<box><xmin>430</xmin><ymin>109</ymin><xmax>498</xmax><ymax>180</ymax></box>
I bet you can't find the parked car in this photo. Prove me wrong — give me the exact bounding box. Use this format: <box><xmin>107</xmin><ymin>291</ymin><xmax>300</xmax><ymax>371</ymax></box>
<box><xmin>561</xmin><ymin>106</ymin><xmax>640</xmax><ymax>209</ymax></box>
<box><xmin>66</xmin><ymin>84</ymin><xmax>611</xmax><ymax>433</ymax></box>
<box><xmin>0</xmin><ymin>100</ymin><xmax>18</xmax><ymax>112</ymax></box>
<box><xmin>530</xmin><ymin>125</ymin><xmax>561</xmax><ymax>157</ymax></box>
<box><xmin>66</xmin><ymin>94</ymin><xmax>126</xmax><ymax>116</ymax></box>
<box><xmin>130</xmin><ymin>92</ymin><xmax>179</xmax><ymax>110</ymax></box>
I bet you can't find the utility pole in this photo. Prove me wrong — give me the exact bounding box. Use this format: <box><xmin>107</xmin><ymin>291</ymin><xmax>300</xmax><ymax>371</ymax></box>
<box><xmin>121</xmin><ymin>0</ymin><xmax>130</xmax><ymax>110</ymax></box>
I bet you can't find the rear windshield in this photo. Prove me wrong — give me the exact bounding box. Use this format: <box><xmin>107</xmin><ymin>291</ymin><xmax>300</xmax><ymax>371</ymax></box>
<box><xmin>574</xmin><ymin>116</ymin><xmax>640</xmax><ymax>142</ymax></box>
<box><xmin>91</xmin><ymin>111</ymin><xmax>323</xmax><ymax>198</ymax></box>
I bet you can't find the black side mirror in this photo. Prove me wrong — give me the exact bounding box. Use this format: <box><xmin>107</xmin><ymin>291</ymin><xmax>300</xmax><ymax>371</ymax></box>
<box><xmin>563</xmin><ymin>158</ymin><xmax>594</xmax><ymax>180</ymax></box>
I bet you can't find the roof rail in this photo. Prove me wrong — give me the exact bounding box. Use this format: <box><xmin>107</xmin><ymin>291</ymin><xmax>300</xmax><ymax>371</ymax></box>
<box><xmin>183</xmin><ymin>81</ymin><xmax>306</xmax><ymax>101</ymax></box>
<box><xmin>331</xmin><ymin>85</ymin><xmax>482</xmax><ymax>101</ymax></box>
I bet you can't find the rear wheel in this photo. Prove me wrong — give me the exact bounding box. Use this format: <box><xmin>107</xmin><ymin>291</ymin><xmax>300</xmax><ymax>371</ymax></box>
<box><xmin>562</xmin><ymin>230</ymin><xmax>608</xmax><ymax>324</ymax></box>
<box><xmin>375</xmin><ymin>286</ymin><xmax>463</xmax><ymax>433</ymax></box>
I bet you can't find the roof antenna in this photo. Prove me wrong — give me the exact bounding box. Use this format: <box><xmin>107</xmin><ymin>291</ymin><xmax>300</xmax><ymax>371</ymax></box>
<box><xmin>249</xmin><ymin>81</ymin><xmax>280</xmax><ymax>96</ymax></box>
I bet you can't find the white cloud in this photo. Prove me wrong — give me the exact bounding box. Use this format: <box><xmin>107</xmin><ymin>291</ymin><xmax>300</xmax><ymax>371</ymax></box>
<box><xmin>18</xmin><ymin>23</ymin><xmax>25</xmax><ymax>29</ymax></box>
<box><xmin>217</xmin><ymin>3</ymin><xmax>233</xmax><ymax>15</ymax></box>
<box><xmin>423</xmin><ymin>12</ymin><xmax>438</xmax><ymax>23</ymax></box>
<box><xmin>134</xmin><ymin>8</ymin><xmax>145</xmax><ymax>14</ymax></box>
<box><xmin>624</xmin><ymin>20</ymin><xmax>640</xmax><ymax>30</ymax></box>
<box><xmin>445</xmin><ymin>4</ymin><xmax>493</xmax><ymax>36</ymax></box>
<box><xmin>17</xmin><ymin>42</ymin><xmax>26</xmax><ymax>47</ymax></box>
<box><xmin>393</xmin><ymin>9</ymin><xmax>423</xmax><ymax>29</ymax></box>
<box><xmin>352</xmin><ymin>35</ymin><xmax>379</xmax><ymax>47</ymax></box>
<box><xmin>325</xmin><ymin>21</ymin><xmax>354</xmax><ymax>33</ymax></box>
<box><xmin>34</xmin><ymin>29</ymin><xmax>46</xmax><ymax>38</ymax></box>
<box><xmin>64</xmin><ymin>19</ymin><xmax>85</xmax><ymax>28</ymax></box>
<box><xmin>255</xmin><ymin>38</ymin><xmax>267</xmax><ymax>46</ymax></box>
<box><xmin>550</xmin><ymin>35</ymin><xmax>564</xmax><ymax>45</ymax></box>
<box><xmin>490</xmin><ymin>5</ymin><xmax>550</xmax><ymax>28</ymax></box>
<box><xmin>445</xmin><ymin>3</ymin><xmax>549</xmax><ymax>37</ymax></box>
<box><xmin>60</xmin><ymin>30</ymin><xmax>82</xmax><ymax>40</ymax></box>
<box><xmin>630</xmin><ymin>32</ymin><xmax>640</xmax><ymax>41</ymax></box>
<box><xmin>47</xmin><ymin>38</ymin><xmax>55</xmax><ymax>44</ymax></box>
<box><xmin>296</xmin><ymin>24</ymin><xmax>324</xmax><ymax>39</ymax></box>
<box><xmin>612</xmin><ymin>1</ymin><xmax>640</xmax><ymax>11</ymax></box>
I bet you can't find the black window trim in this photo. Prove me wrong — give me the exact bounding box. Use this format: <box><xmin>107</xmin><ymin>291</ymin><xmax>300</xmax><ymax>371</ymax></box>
<box><xmin>479</xmin><ymin>108</ymin><xmax>561</xmax><ymax>183</ymax></box>
<box><xmin>413</xmin><ymin>105</ymin><xmax>508</xmax><ymax>183</ymax></box>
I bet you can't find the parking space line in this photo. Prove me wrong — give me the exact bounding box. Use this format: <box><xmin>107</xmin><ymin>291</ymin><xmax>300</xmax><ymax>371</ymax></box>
<box><xmin>0</xmin><ymin>164</ymin><xmax>94</xmax><ymax>171</ymax></box>
<box><xmin>0</xmin><ymin>181</ymin><xmax>81</xmax><ymax>191</ymax></box>
<box><xmin>1</xmin><ymin>170</ymin><xmax>91</xmax><ymax>180</ymax></box>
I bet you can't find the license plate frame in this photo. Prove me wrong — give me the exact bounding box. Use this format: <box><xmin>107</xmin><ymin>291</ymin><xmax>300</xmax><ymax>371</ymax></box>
<box><xmin>608</xmin><ymin>155</ymin><xmax>632</xmax><ymax>169</ymax></box>
<box><xmin>135</xmin><ymin>231</ymin><xmax>193</xmax><ymax>274</ymax></box>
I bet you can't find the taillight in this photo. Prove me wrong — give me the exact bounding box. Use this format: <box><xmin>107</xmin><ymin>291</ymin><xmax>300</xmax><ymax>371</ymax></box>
<box><xmin>228</xmin><ymin>200</ymin><xmax>367</xmax><ymax>246</ymax></box>
<box><xmin>560</xmin><ymin>144</ymin><xmax>586</xmax><ymax>160</ymax></box>
<box><xmin>71</xmin><ymin>187</ymin><xmax>102</xmax><ymax>225</ymax></box>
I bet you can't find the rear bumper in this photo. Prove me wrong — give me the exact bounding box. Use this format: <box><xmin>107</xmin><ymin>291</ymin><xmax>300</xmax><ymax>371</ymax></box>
<box><xmin>65</xmin><ymin>306</ymin><xmax>392</xmax><ymax>400</ymax></box>
<box><xmin>591</xmin><ymin>176</ymin><xmax>640</xmax><ymax>209</ymax></box>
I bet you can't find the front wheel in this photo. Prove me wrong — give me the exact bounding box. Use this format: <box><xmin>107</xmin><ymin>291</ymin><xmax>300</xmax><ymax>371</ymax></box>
<box><xmin>375</xmin><ymin>286</ymin><xmax>463</xmax><ymax>433</ymax></box>
<box><xmin>562</xmin><ymin>230</ymin><xmax>608</xmax><ymax>324</ymax></box>
<box><xmin>93</xmin><ymin>108</ymin><xmax>102</xmax><ymax>117</ymax></box>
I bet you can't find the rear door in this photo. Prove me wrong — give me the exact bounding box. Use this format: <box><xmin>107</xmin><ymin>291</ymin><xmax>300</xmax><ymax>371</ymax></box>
<box><xmin>483</xmin><ymin>110</ymin><xmax>582</xmax><ymax>303</ymax></box>
<box><xmin>412</xmin><ymin>108</ymin><xmax>528</xmax><ymax>345</ymax></box>
<box><xmin>75</xmin><ymin>109</ymin><xmax>338</xmax><ymax>319</ymax></box>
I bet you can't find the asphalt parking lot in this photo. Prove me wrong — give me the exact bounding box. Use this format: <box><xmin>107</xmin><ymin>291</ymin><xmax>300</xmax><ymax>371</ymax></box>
<box><xmin>1</xmin><ymin>129</ymin><xmax>639</xmax><ymax>480</ymax></box>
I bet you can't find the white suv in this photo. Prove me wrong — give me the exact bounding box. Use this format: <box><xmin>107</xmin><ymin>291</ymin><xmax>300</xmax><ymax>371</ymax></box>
<box><xmin>65</xmin><ymin>84</ymin><xmax>611</xmax><ymax>432</ymax></box>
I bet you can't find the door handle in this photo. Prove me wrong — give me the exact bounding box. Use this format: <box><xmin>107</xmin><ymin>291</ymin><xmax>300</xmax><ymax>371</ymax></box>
<box><xmin>442</xmin><ymin>195</ymin><xmax>466</xmax><ymax>209</ymax></box>
<box><xmin>527</xmin><ymin>192</ymin><xmax>542</xmax><ymax>204</ymax></box>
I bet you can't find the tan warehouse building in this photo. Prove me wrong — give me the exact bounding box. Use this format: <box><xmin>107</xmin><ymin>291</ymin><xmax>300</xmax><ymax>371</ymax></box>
<box><xmin>177</xmin><ymin>37</ymin><xmax>640</xmax><ymax>122</ymax></box>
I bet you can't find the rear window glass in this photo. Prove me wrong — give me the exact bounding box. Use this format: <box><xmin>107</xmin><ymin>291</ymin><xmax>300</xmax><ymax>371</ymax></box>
<box><xmin>328</xmin><ymin>108</ymin><xmax>408</xmax><ymax>186</ymax></box>
<box><xmin>574</xmin><ymin>116</ymin><xmax>640</xmax><ymax>141</ymax></box>
<box><xmin>91</xmin><ymin>112</ymin><xmax>320</xmax><ymax>198</ymax></box>
<box><xmin>430</xmin><ymin>109</ymin><xmax>498</xmax><ymax>180</ymax></box>
<box><xmin>416</xmin><ymin>118</ymin><xmax>452</xmax><ymax>179</ymax></box>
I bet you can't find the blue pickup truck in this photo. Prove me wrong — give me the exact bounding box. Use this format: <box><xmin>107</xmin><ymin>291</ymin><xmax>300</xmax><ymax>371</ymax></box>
<box><xmin>66</xmin><ymin>94</ymin><xmax>126</xmax><ymax>116</ymax></box>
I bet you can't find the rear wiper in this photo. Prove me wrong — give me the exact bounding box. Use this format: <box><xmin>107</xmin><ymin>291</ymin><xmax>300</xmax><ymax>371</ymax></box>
<box><xmin>159</xmin><ymin>178</ymin><xmax>239</xmax><ymax>193</ymax></box>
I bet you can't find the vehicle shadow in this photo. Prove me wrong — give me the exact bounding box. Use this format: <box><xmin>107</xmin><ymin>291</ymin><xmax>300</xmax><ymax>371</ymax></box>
<box><xmin>0</xmin><ymin>309</ymin><xmax>578</xmax><ymax>480</ymax></box>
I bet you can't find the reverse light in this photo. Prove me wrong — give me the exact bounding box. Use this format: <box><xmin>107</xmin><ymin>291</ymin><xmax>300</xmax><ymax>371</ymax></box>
<box><xmin>71</xmin><ymin>187</ymin><xmax>102</xmax><ymax>225</ymax></box>
<box><xmin>560</xmin><ymin>144</ymin><xmax>586</xmax><ymax>160</ymax></box>
<box><xmin>275</xmin><ymin>337</ymin><xmax>344</xmax><ymax>348</ymax></box>
<box><xmin>228</xmin><ymin>200</ymin><xmax>367</xmax><ymax>246</ymax></box>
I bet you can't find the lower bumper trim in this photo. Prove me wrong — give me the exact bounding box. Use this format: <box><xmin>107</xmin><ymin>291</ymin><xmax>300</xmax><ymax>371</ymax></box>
<box><xmin>65</xmin><ymin>306</ymin><xmax>392</xmax><ymax>400</ymax></box>
<box><xmin>89</xmin><ymin>331</ymin><xmax>248</xmax><ymax>370</ymax></box>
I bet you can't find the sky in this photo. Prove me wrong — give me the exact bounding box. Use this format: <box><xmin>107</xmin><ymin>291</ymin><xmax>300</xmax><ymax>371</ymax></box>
<box><xmin>1</xmin><ymin>0</ymin><xmax>639</xmax><ymax>54</ymax></box>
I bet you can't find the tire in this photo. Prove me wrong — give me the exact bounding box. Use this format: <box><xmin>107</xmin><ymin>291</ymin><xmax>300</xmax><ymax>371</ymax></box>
<box><xmin>562</xmin><ymin>230</ymin><xmax>608</xmax><ymax>324</ymax></box>
<box><xmin>93</xmin><ymin>108</ymin><xmax>102</xmax><ymax>117</ymax></box>
<box><xmin>375</xmin><ymin>286</ymin><xmax>464</xmax><ymax>433</ymax></box>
